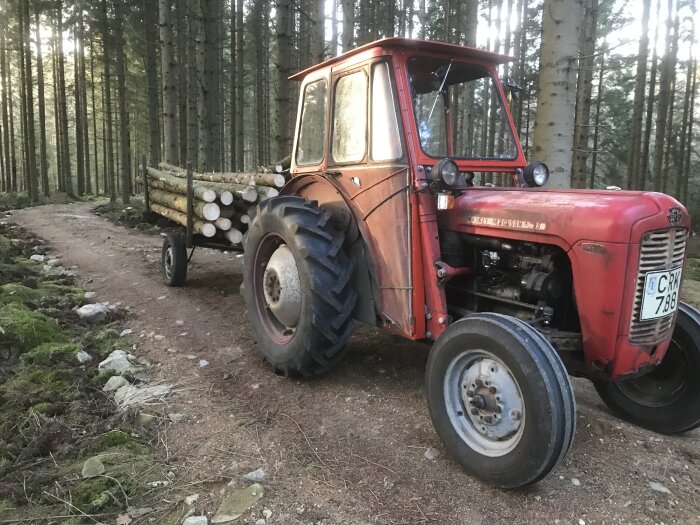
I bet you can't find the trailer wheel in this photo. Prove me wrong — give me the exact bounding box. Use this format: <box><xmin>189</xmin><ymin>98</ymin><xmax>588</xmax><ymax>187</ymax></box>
<box><xmin>425</xmin><ymin>313</ymin><xmax>576</xmax><ymax>488</ymax></box>
<box><xmin>242</xmin><ymin>196</ymin><xmax>356</xmax><ymax>376</ymax></box>
<box><xmin>161</xmin><ymin>233</ymin><xmax>187</xmax><ymax>287</ymax></box>
<box><xmin>594</xmin><ymin>303</ymin><xmax>700</xmax><ymax>434</ymax></box>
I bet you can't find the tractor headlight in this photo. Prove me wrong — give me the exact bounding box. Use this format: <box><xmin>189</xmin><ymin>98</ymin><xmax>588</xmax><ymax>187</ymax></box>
<box><xmin>433</xmin><ymin>159</ymin><xmax>460</xmax><ymax>186</ymax></box>
<box><xmin>523</xmin><ymin>162</ymin><xmax>549</xmax><ymax>187</ymax></box>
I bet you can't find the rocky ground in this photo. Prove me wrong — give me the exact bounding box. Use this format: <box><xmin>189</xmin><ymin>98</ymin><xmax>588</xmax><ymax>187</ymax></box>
<box><xmin>2</xmin><ymin>200</ymin><xmax>699</xmax><ymax>525</ymax></box>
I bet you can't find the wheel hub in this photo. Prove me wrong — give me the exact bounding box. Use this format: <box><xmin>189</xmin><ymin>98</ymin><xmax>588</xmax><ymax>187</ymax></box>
<box><xmin>263</xmin><ymin>244</ymin><xmax>301</xmax><ymax>328</ymax></box>
<box><xmin>164</xmin><ymin>246</ymin><xmax>173</xmax><ymax>280</ymax></box>
<box><xmin>460</xmin><ymin>358</ymin><xmax>523</xmax><ymax>441</ymax></box>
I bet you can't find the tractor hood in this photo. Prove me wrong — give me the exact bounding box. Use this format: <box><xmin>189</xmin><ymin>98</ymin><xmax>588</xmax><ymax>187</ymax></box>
<box><xmin>442</xmin><ymin>187</ymin><xmax>690</xmax><ymax>248</ymax></box>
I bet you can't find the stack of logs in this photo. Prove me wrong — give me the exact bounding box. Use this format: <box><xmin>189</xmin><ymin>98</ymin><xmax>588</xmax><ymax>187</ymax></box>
<box><xmin>145</xmin><ymin>159</ymin><xmax>290</xmax><ymax>245</ymax></box>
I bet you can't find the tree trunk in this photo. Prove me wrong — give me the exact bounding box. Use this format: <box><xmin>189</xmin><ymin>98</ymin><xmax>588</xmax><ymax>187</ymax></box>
<box><xmin>115</xmin><ymin>2</ymin><xmax>131</xmax><ymax>203</ymax></box>
<box><xmin>176</xmin><ymin>0</ymin><xmax>188</xmax><ymax>167</ymax></box>
<box><xmin>79</xmin><ymin>13</ymin><xmax>91</xmax><ymax>194</ymax></box>
<box><xmin>144</xmin><ymin>0</ymin><xmax>160</xmax><ymax>169</ymax></box>
<box><xmin>652</xmin><ymin>0</ymin><xmax>676</xmax><ymax>191</ymax></box>
<box><xmin>187</xmin><ymin>0</ymin><xmax>200</xmax><ymax>169</ymax></box>
<box><xmin>90</xmin><ymin>35</ymin><xmax>100</xmax><ymax>195</ymax></box>
<box><xmin>235</xmin><ymin>0</ymin><xmax>244</xmax><ymax>171</ymax></box>
<box><xmin>229</xmin><ymin>0</ymin><xmax>237</xmax><ymax>170</ymax></box>
<box><xmin>0</xmin><ymin>24</ymin><xmax>14</xmax><ymax>193</ymax></box>
<box><xmin>342</xmin><ymin>0</ymin><xmax>354</xmax><ymax>51</ymax></box>
<box><xmin>34</xmin><ymin>11</ymin><xmax>50</xmax><ymax>197</ymax></box>
<box><xmin>56</xmin><ymin>0</ymin><xmax>72</xmax><ymax>196</ymax></box>
<box><xmin>570</xmin><ymin>0</ymin><xmax>598</xmax><ymax>189</ymax></box>
<box><xmin>149</xmin><ymin>203</ymin><xmax>216</xmax><ymax>237</ymax></box>
<box><xmin>531</xmin><ymin>0</ymin><xmax>583</xmax><ymax>189</ymax></box>
<box><xmin>589</xmin><ymin>48</ymin><xmax>605</xmax><ymax>189</ymax></box>
<box><xmin>200</xmin><ymin>0</ymin><xmax>221</xmax><ymax>171</ymax></box>
<box><xmin>52</xmin><ymin>21</ymin><xmax>63</xmax><ymax>192</ymax></box>
<box><xmin>660</xmin><ymin>7</ymin><xmax>679</xmax><ymax>195</ymax></box>
<box><xmin>20</xmin><ymin>0</ymin><xmax>38</xmax><ymax>200</ymax></box>
<box><xmin>160</xmin><ymin>0</ymin><xmax>179</xmax><ymax>164</ymax></box>
<box><xmin>148</xmin><ymin>188</ymin><xmax>220</xmax><ymax>221</ymax></box>
<box><xmin>680</xmin><ymin>58</ymin><xmax>696</xmax><ymax>203</ymax></box>
<box><xmin>275</xmin><ymin>0</ymin><xmax>291</xmax><ymax>161</ymax></box>
<box><xmin>101</xmin><ymin>0</ymin><xmax>116</xmax><ymax>202</ymax></box>
<box><xmin>73</xmin><ymin>24</ymin><xmax>86</xmax><ymax>196</ymax></box>
<box><xmin>640</xmin><ymin>0</ymin><xmax>662</xmax><ymax>190</ymax></box>
<box><xmin>625</xmin><ymin>0</ymin><xmax>651</xmax><ymax>190</ymax></box>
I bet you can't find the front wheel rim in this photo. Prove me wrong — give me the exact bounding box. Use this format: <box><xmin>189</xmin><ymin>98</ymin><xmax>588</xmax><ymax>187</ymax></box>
<box><xmin>444</xmin><ymin>350</ymin><xmax>525</xmax><ymax>457</ymax></box>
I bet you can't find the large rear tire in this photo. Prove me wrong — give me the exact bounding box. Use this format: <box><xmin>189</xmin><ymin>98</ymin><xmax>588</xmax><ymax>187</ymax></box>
<box><xmin>594</xmin><ymin>302</ymin><xmax>700</xmax><ymax>434</ymax></box>
<box><xmin>242</xmin><ymin>196</ymin><xmax>356</xmax><ymax>376</ymax></box>
<box><xmin>425</xmin><ymin>313</ymin><xmax>576</xmax><ymax>488</ymax></box>
<box><xmin>161</xmin><ymin>233</ymin><xmax>187</xmax><ymax>287</ymax></box>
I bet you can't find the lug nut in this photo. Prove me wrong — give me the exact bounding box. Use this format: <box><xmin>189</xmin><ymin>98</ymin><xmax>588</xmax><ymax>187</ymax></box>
<box><xmin>475</xmin><ymin>379</ymin><xmax>483</xmax><ymax>386</ymax></box>
<box><xmin>484</xmin><ymin>416</ymin><xmax>493</xmax><ymax>424</ymax></box>
<box><xmin>466</xmin><ymin>390</ymin><xmax>474</xmax><ymax>397</ymax></box>
<box><xmin>510</xmin><ymin>410</ymin><xmax>522</xmax><ymax>421</ymax></box>
<box><xmin>488</xmin><ymin>386</ymin><xmax>497</xmax><ymax>394</ymax></box>
<box><xmin>470</xmin><ymin>408</ymin><xmax>479</xmax><ymax>416</ymax></box>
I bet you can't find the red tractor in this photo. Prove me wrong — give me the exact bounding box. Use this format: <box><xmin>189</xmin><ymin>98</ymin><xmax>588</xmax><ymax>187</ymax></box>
<box><xmin>240</xmin><ymin>38</ymin><xmax>699</xmax><ymax>488</ymax></box>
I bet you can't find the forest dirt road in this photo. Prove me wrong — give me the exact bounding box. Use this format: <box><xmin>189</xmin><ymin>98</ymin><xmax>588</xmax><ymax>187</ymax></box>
<box><xmin>12</xmin><ymin>202</ymin><xmax>700</xmax><ymax>525</ymax></box>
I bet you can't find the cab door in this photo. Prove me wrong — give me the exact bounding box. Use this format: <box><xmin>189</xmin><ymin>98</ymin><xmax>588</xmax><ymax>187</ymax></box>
<box><xmin>329</xmin><ymin>59</ymin><xmax>414</xmax><ymax>337</ymax></box>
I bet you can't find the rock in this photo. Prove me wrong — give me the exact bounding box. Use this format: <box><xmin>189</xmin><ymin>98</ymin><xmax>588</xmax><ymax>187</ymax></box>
<box><xmin>77</xmin><ymin>303</ymin><xmax>110</xmax><ymax>323</ymax></box>
<box><xmin>137</xmin><ymin>413</ymin><xmax>158</xmax><ymax>426</ymax></box>
<box><xmin>46</xmin><ymin>258</ymin><xmax>62</xmax><ymax>267</ymax></box>
<box><xmin>75</xmin><ymin>351</ymin><xmax>93</xmax><ymax>364</ymax></box>
<box><xmin>154</xmin><ymin>334</ymin><xmax>165</xmax><ymax>341</ymax></box>
<box><xmin>148</xmin><ymin>480</ymin><xmax>171</xmax><ymax>488</ymax></box>
<box><xmin>212</xmin><ymin>483</ymin><xmax>264</xmax><ymax>524</ymax></box>
<box><xmin>127</xmin><ymin>507</ymin><xmax>153</xmax><ymax>519</ymax></box>
<box><xmin>182</xmin><ymin>516</ymin><xmax>208</xmax><ymax>525</ymax></box>
<box><xmin>84</xmin><ymin>291</ymin><xmax>97</xmax><ymax>301</ymax></box>
<box><xmin>198</xmin><ymin>359</ymin><xmax>209</xmax><ymax>367</ymax></box>
<box><xmin>168</xmin><ymin>413</ymin><xmax>186</xmax><ymax>422</ymax></box>
<box><xmin>114</xmin><ymin>384</ymin><xmax>172</xmax><ymax>408</ymax></box>
<box><xmin>648</xmin><ymin>481</ymin><xmax>671</xmax><ymax>494</ymax></box>
<box><xmin>120</xmin><ymin>328</ymin><xmax>133</xmax><ymax>337</ymax></box>
<box><xmin>29</xmin><ymin>254</ymin><xmax>45</xmax><ymax>263</ymax></box>
<box><xmin>99</xmin><ymin>350</ymin><xmax>132</xmax><ymax>373</ymax></box>
<box><xmin>185</xmin><ymin>494</ymin><xmax>200</xmax><ymax>506</ymax></box>
<box><xmin>262</xmin><ymin>509</ymin><xmax>272</xmax><ymax>519</ymax></box>
<box><xmin>242</xmin><ymin>468</ymin><xmax>267</xmax><ymax>483</ymax></box>
<box><xmin>185</xmin><ymin>354</ymin><xmax>197</xmax><ymax>360</ymax></box>
<box><xmin>82</xmin><ymin>456</ymin><xmax>105</xmax><ymax>478</ymax></box>
<box><xmin>255</xmin><ymin>520</ymin><xmax>265</xmax><ymax>525</ymax></box>
<box><xmin>176</xmin><ymin>319</ymin><xmax>185</xmax><ymax>325</ymax></box>
<box><xmin>103</xmin><ymin>375</ymin><xmax>129</xmax><ymax>392</ymax></box>
<box><xmin>424</xmin><ymin>447</ymin><xmax>440</xmax><ymax>460</ymax></box>
<box><xmin>571</xmin><ymin>478</ymin><xmax>581</xmax><ymax>487</ymax></box>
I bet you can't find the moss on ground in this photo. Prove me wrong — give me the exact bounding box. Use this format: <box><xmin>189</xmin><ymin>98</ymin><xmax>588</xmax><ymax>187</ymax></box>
<box><xmin>0</xmin><ymin>222</ymin><xmax>164</xmax><ymax>521</ymax></box>
<box><xmin>0</xmin><ymin>302</ymin><xmax>70</xmax><ymax>352</ymax></box>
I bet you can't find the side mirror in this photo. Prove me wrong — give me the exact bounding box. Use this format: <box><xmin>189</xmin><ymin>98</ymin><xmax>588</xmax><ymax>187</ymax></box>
<box><xmin>503</xmin><ymin>77</ymin><xmax>525</xmax><ymax>103</ymax></box>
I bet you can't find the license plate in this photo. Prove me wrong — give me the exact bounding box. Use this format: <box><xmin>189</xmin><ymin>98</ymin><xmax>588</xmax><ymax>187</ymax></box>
<box><xmin>640</xmin><ymin>267</ymin><xmax>683</xmax><ymax>321</ymax></box>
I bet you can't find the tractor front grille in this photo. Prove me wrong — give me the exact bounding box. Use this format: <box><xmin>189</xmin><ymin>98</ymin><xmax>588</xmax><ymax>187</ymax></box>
<box><xmin>629</xmin><ymin>228</ymin><xmax>687</xmax><ymax>345</ymax></box>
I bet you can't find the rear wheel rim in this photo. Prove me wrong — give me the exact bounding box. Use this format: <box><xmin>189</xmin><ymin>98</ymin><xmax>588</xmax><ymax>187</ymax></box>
<box><xmin>616</xmin><ymin>340</ymin><xmax>688</xmax><ymax>407</ymax></box>
<box><xmin>444</xmin><ymin>350</ymin><xmax>525</xmax><ymax>457</ymax></box>
<box><xmin>164</xmin><ymin>246</ymin><xmax>174</xmax><ymax>280</ymax></box>
<box><xmin>253</xmin><ymin>233</ymin><xmax>301</xmax><ymax>345</ymax></box>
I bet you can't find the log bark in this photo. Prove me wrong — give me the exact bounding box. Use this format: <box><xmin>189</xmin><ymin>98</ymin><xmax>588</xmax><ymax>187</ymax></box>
<box><xmin>147</xmin><ymin>167</ymin><xmax>217</xmax><ymax>202</ymax></box>
<box><xmin>150</xmin><ymin>203</ymin><xmax>216</xmax><ymax>237</ymax></box>
<box><xmin>149</xmin><ymin>188</ymin><xmax>220</xmax><ymax>221</ymax></box>
<box><xmin>160</xmin><ymin>162</ymin><xmax>285</xmax><ymax>187</ymax></box>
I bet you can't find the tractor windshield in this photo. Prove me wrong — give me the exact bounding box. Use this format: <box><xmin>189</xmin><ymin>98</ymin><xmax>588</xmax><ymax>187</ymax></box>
<box><xmin>408</xmin><ymin>56</ymin><xmax>517</xmax><ymax>160</ymax></box>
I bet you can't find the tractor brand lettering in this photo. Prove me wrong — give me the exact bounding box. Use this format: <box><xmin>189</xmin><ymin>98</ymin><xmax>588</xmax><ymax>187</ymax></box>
<box><xmin>668</xmin><ymin>207</ymin><xmax>682</xmax><ymax>226</ymax></box>
<box><xmin>464</xmin><ymin>215</ymin><xmax>548</xmax><ymax>231</ymax></box>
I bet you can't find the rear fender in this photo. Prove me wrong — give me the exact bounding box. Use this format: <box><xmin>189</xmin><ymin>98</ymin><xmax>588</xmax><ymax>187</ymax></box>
<box><xmin>281</xmin><ymin>174</ymin><xmax>379</xmax><ymax>326</ymax></box>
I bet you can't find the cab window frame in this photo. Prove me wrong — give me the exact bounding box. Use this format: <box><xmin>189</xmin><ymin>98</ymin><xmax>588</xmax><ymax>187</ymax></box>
<box><xmin>295</xmin><ymin>77</ymin><xmax>329</xmax><ymax>167</ymax></box>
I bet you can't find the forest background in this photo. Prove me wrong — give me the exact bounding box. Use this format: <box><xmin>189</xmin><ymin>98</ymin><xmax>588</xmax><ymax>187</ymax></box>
<box><xmin>0</xmin><ymin>0</ymin><xmax>697</xmax><ymax>220</ymax></box>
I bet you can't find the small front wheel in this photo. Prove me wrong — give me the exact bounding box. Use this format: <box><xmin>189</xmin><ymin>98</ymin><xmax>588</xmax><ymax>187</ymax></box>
<box><xmin>425</xmin><ymin>313</ymin><xmax>576</xmax><ymax>488</ymax></box>
<box><xmin>161</xmin><ymin>233</ymin><xmax>187</xmax><ymax>287</ymax></box>
<box><xmin>594</xmin><ymin>303</ymin><xmax>700</xmax><ymax>434</ymax></box>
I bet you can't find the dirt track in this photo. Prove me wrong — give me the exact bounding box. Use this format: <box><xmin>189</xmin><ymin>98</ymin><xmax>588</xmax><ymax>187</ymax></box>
<box><xmin>12</xmin><ymin>202</ymin><xmax>700</xmax><ymax>524</ymax></box>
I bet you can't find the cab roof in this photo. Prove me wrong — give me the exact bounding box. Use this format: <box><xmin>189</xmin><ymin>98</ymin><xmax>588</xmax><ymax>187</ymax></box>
<box><xmin>289</xmin><ymin>37</ymin><xmax>515</xmax><ymax>81</ymax></box>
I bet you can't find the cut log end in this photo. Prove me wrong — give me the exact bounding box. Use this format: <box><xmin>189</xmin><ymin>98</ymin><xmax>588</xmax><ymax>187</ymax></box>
<box><xmin>214</xmin><ymin>217</ymin><xmax>232</xmax><ymax>231</ymax></box>
<box><xmin>201</xmin><ymin>188</ymin><xmax>217</xmax><ymax>203</ymax></box>
<box><xmin>219</xmin><ymin>191</ymin><xmax>234</xmax><ymax>206</ymax></box>
<box><xmin>225</xmin><ymin>228</ymin><xmax>243</xmax><ymax>245</ymax></box>
<box><xmin>242</xmin><ymin>188</ymin><xmax>258</xmax><ymax>202</ymax></box>
<box><xmin>201</xmin><ymin>223</ymin><xmax>217</xmax><ymax>238</ymax></box>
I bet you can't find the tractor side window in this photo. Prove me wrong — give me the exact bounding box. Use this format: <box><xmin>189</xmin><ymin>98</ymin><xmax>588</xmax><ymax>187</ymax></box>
<box><xmin>296</xmin><ymin>79</ymin><xmax>327</xmax><ymax>166</ymax></box>
<box><xmin>332</xmin><ymin>71</ymin><xmax>368</xmax><ymax>163</ymax></box>
<box><xmin>371</xmin><ymin>62</ymin><xmax>402</xmax><ymax>161</ymax></box>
